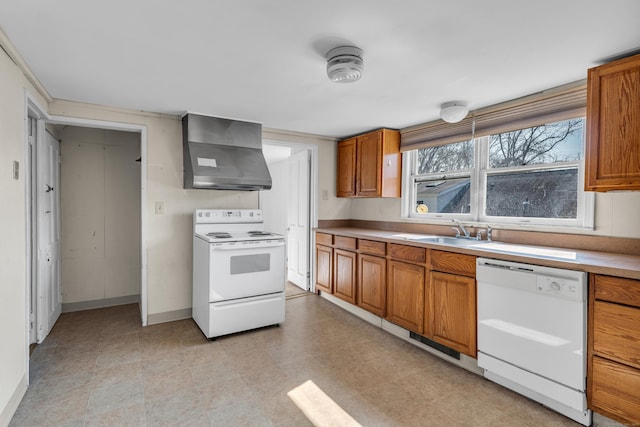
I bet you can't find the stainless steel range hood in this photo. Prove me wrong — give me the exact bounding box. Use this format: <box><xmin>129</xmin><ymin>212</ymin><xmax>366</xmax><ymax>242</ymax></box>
<box><xmin>183</xmin><ymin>113</ymin><xmax>272</xmax><ymax>190</ymax></box>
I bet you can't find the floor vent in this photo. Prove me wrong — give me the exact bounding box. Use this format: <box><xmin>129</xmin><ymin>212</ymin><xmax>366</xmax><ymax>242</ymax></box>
<box><xmin>409</xmin><ymin>332</ymin><xmax>461</xmax><ymax>360</ymax></box>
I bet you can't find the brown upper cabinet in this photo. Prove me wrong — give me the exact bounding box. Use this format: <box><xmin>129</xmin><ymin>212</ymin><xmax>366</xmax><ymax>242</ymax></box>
<box><xmin>336</xmin><ymin>128</ymin><xmax>401</xmax><ymax>198</ymax></box>
<box><xmin>585</xmin><ymin>53</ymin><xmax>640</xmax><ymax>191</ymax></box>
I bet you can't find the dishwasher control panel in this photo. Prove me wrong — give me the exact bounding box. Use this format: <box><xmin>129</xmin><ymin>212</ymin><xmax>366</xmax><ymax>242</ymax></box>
<box><xmin>536</xmin><ymin>276</ymin><xmax>584</xmax><ymax>301</ymax></box>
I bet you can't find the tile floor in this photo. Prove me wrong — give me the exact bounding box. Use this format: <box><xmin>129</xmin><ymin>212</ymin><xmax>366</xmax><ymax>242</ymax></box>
<box><xmin>11</xmin><ymin>295</ymin><xmax>580</xmax><ymax>426</ymax></box>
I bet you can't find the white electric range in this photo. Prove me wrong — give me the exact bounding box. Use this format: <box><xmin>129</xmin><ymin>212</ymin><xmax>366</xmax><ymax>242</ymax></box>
<box><xmin>192</xmin><ymin>209</ymin><xmax>286</xmax><ymax>339</ymax></box>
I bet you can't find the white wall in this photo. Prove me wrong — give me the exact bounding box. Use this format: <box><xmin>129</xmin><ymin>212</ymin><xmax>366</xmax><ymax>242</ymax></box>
<box><xmin>0</xmin><ymin>43</ymin><xmax>48</xmax><ymax>426</ymax></box>
<box><xmin>49</xmin><ymin>101</ymin><xmax>264</xmax><ymax>319</ymax></box>
<box><xmin>315</xmin><ymin>137</ymin><xmax>351</xmax><ymax>220</ymax></box>
<box><xmin>47</xmin><ymin>102</ymin><xmax>341</xmax><ymax>322</ymax></box>
<box><xmin>260</xmin><ymin>157</ymin><xmax>290</xmax><ymax>236</ymax></box>
<box><xmin>59</xmin><ymin>127</ymin><xmax>141</xmax><ymax>304</ymax></box>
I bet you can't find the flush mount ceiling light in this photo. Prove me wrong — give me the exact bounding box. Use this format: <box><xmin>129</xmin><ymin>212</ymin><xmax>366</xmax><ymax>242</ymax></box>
<box><xmin>439</xmin><ymin>101</ymin><xmax>469</xmax><ymax>123</ymax></box>
<box><xmin>326</xmin><ymin>46</ymin><xmax>364</xmax><ymax>83</ymax></box>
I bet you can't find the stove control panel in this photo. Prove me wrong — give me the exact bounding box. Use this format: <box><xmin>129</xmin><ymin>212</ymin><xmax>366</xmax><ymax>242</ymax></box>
<box><xmin>195</xmin><ymin>209</ymin><xmax>263</xmax><ymax>224</ymax></box>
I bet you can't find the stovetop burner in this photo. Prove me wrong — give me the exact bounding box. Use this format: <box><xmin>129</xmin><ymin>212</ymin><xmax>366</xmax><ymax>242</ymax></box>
<box><xmin>207</xmin><ymin>232</ymin><xmax>232</xmax><ymax>239</ymax></box>
<box><xmin>248</xmin><ymin>231</ymin><xmax>272</xmax><ymax>236</ymax></box>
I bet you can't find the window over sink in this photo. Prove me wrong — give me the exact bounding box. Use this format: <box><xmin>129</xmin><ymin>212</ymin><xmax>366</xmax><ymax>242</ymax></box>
<box><xmin>403</xmin><ymin>116</ymin><xmax>594</xmax><ymax>229</ymax></box>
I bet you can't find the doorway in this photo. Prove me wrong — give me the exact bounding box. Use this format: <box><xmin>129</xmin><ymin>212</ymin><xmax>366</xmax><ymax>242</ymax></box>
<box><xmin>55</xmin><ymin>125</ymin><xmax>141</xmax><ymax>313</ymax></box>
<box><xmin>260</xmin><ymin>141</ymin><xmax>317</xmax><ymax>292</ymax></box>
<box><xmin>25</xmin><ymin>103</ymin><xmax>149</xmax><ymax>352</ymax></box>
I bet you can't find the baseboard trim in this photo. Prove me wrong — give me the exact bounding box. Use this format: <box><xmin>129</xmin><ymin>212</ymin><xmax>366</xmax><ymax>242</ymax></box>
<box><xmin>62</xmin><ymin>294</ymin><xmax>140</xmax><ymax>313</ymax></box>
<box><xmin>319</xmin><ymin>292</ymin><xmax>382</xmax><ymax>327</ymax></box>
<box><xmin>1</xmin><ymin>373</ymin><xmax>27</xmax><ymax>427</ymax></box>
<box><xmin>319</xmin><ymin>291</ymin><xmax>482</xmax><ymax>376</ymax></box>
<box><xmin>147</xmin><ymin>308</ymin><xmax>192</xmax><ymax>325</ymax></box>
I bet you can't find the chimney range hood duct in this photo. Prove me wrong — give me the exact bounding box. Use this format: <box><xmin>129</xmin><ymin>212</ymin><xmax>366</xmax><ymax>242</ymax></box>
<box><xmin>183</xmin><ymin>113</ymin><xmax>272</xmax><ymax>190</ymax></box>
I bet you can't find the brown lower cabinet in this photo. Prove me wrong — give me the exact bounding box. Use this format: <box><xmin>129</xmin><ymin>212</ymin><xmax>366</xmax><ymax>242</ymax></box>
<box><xmin>588</xmin><ymin>274</ymin><xmax>640</xmax><ymax>425</ymax></box>
<box><xmin>334</xmin><ymin>248</ymin><xmax>357</xmax><ymax>304</ymax></box>
<box><xmin>386</xmin><ymin>260</ymin><xmax>425</xmax><ymax>334</ymax></box>
<box><xmin>425</xmin><ymin>271</ymin><xmax>476</xmax><ymax>357</ymax></box>
<box><xmin>425</xmin><ymin>250</ymin><xmax>477</xmax><ymax>357</ymax></box>
<box><xmin>590</xmin><ymin>356</ymin><xmax>640</xmax><ymax>424</ymax></box>
<box><xmin>315</xmin><ymin>244</ymin><xmax>333</xmax><ymax>293</ymax></box>
<box><xmin>357</xmin><ymin>253</ymin><xmax>386</xmax><ymax>317</ymax></box>
<box><xmin>314</xmin><ymin>232</ymin><xmax>476</xmax><ymax>357</ymax></box>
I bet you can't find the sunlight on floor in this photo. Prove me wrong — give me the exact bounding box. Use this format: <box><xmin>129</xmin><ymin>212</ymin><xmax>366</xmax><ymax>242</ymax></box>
<box><xmin>287</xmin><ymin>380</ymin><xmax>362</xmax><ymax>427</ymax></box>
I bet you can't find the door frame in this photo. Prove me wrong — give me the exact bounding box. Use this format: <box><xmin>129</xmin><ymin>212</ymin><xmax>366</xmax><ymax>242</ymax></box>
<box><xmin>25</xmin><ymin>96</ymin><xmax>46</xmax><ymax>350</ymax></box>
<box><xmin>23</xmin><ymin>92</ymin><xmax>149</xmax><ymax>341</ymax></box>
<box><xmin>261</xmin><ymin>139</ymin><xmax>318</xmax><ymax>292</ymax></box>
<box><xmin>47</xmin><ymin>114</ymin><xmax>149</xmax><ymax>325</ymax></box>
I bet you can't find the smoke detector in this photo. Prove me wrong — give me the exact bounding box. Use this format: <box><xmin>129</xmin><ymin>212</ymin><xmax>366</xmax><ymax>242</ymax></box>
<box><xmin>326</xmin><ymin>46</ymin><xmax>364</xmax><ymax>83</ymax></box>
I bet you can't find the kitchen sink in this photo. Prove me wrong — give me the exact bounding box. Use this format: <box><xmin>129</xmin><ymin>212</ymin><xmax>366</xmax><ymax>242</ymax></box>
<box><xmin>413</xmin><ymin>236</ymin><xmax>486</xmax><ymax>246</ymax></box>
<box><xmin>393</xmin><ymin>234</ymin><xmax>488</xmax><ymax>247</ymax></box>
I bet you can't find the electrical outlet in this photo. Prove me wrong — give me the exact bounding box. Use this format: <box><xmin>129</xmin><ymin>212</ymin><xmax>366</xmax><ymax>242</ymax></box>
<box><xmin>155</xmin><ymin>201</ymin><xmax>165</xmax><ymax>215</ymax></box>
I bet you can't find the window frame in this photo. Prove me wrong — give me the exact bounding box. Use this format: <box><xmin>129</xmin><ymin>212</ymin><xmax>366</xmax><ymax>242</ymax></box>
<box><xmin>403</xmin><ymin>133</ymin><xmax>595</xmax><ymax>230</ymax></box>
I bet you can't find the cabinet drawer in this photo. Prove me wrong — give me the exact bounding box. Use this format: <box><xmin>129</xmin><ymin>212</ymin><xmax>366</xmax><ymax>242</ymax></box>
<box><xmin>590</xmin><ymin>356</ymin><xmax>640</xmax><ymax>425</ymax></box>
<box><xmin>316</xmin><ymin>232</ymin><xmax>333</xmax><ymax>246</ymax></box>
<box><xmin>334</xmin><ymin>236</ymin><xmax>357</xmax><ymax>250</ymax></box>
<box><xmin>358</xmin><ymin>239</ymin><xmax>386</xmax><ymax>256</ymax></box>
<box><xmin>388</xmin><ymin>244</ymin><xmax>426</xmax><ymax>263</ymax></box>
<box><xmin>430</xmin><ymin>250</ymin><xmax>476</xmax><ymax>277</ymax></box>
<box><xmin>594</xmin><ymin>275</ymin><xmax>640</xmax><ymax>308</ymax></box>
<box><xmin>593</xmin><ymin>300</ymin><xmax>640</xmax><ymax>369</ymax></box>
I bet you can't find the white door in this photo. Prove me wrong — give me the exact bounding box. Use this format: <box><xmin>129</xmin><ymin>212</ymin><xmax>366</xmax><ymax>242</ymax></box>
<box><xmin>287</xmin><ymin>150</ymin><xmax>310</xmax><ymax>289</ymax></box>
<box><xmin>36</xmin><ymin>127</ymin><xmax>62</xmax><ymax>342</ymax></box>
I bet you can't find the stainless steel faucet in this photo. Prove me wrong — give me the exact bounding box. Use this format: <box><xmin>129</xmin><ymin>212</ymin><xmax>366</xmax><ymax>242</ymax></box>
<box><xmin>452</xmin><ymin>219</ymin><xmax>471</xmax><ymax>238</ymax></box>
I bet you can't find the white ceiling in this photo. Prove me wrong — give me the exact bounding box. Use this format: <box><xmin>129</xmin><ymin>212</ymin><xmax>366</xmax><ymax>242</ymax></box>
<box><xmin>1</xmin><ymin>1</ymin><xmax>639</xmax><ymax>138</ymax></box>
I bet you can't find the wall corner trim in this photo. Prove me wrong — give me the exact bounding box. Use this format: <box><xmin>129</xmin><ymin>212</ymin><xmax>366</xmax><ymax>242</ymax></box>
<box><xmin>1</xmin><ymin>373</ymin><xmax>27</xmax><ymax>427</ymax></box>
<box><xmin>0</xmin><ymin>28</ymin><xmax>52</xmax><ymax>103</ymax></box>
<box><xmin>147</xmin><ymin>308</ymin><xmax>192</xmax><ymax>326</ymax></box>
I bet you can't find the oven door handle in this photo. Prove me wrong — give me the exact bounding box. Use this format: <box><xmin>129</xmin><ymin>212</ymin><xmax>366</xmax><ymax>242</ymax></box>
<box><xmin>212</xmin><ymin>241</ymin><xmax>286</xmax><ymax>250</ymax></box>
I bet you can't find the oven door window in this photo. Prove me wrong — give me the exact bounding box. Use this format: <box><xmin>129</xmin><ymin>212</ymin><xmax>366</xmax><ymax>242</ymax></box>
<box><xmin>209</xmin><ymin>243</ymin><xmax>285</xmax><ymax>301</ymax></box>
<box><xmin>230</xmin><ymin>254</ymin><xmax>270</xmax><ymax>274</ymax></box>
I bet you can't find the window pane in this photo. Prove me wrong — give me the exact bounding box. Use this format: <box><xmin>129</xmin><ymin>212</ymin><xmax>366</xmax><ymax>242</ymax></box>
<box><xmin>416</xmin><ymin>177</ymin><xmax>470</xmax><ymax>214</ymax></box>
<box><xmin>485</xmin><ymin>168</ymin><xmax>578</xmax><ymax>218</ymax></box>
<box><xmin>417</xmin><ymin>140</ymin><xmax>474</xmax><ymax>174</ymax></box>
<box><xmin>489</xmin><ymin>118</ymin><xmax>584</xmax><ymax>168</ymax></box>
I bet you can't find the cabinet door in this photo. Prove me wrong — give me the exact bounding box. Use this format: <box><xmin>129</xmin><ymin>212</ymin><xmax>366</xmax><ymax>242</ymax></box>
<box><xmin>336</xmin><ymin>138</ymin><xmax>357</xmax><ymax>197</ymax></box>
<box><xmin>315</xmin><ymin>245</ymin><xmax>333</xmax><ymax>293</ymax></box>
<box><xmin>593</xmin><ymin>300</ymin><xmax>640</xmax><ymax>369</ymax></box>
<box><xmin>590</xmin><ymin>356</ymin><xmax>640</xmax><ymax>425</ymax></box>
<box><xmin>356</xmin><ymin>131</ymin><xmax>382</xmax><ymax>197</ymax></box>
<box><xmin>426</xmin><ymin>271</ymin><xmax>477</xmax><ymax>357</ymax></box>
<box><xmin>386</xmin><ymin>260</ymin><xmax>424</xmax><ymax>333</ymax></box>
<box><xmin>357</xmin><ymin>254</ymin><xmax>386</xmax><ymax>317</ymax></box>
<box><xmin>586</xmin><ymin>54</ymin><xmax>640</xmax><ymax>191</ymax></box>
<box><xmin>334</xmin><ymin>249</ymin><xmax>357</xmax><ymax>304</ymax></box>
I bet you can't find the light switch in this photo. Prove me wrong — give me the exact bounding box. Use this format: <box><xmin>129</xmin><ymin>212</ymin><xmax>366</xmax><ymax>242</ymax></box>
<box><xmin>155</xmin><ymin>201</ymin><xmax>165</xmax><ymax>215</ymax></box>
<box><xmin>322</xmin><ymin>189</ymin><xmax>328</xmax><ymax>200</ymax></box>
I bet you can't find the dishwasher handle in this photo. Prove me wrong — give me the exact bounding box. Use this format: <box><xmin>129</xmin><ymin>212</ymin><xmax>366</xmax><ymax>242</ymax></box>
<box><xmin>476</xmin><ymin>257</ymin><xmax>587</xmax><ymax>302</ymax></box>
<box><xmin>480</xmin><ymin>260</ymin><xmax>535</xmax><ymax>273</ymax></box>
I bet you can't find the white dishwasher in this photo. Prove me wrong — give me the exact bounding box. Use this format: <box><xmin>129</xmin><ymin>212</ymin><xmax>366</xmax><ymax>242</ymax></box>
<box><xmin>476</xmin><ymin>258</ymin><xmax>591</xmax><ymax>426</ymax></box>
